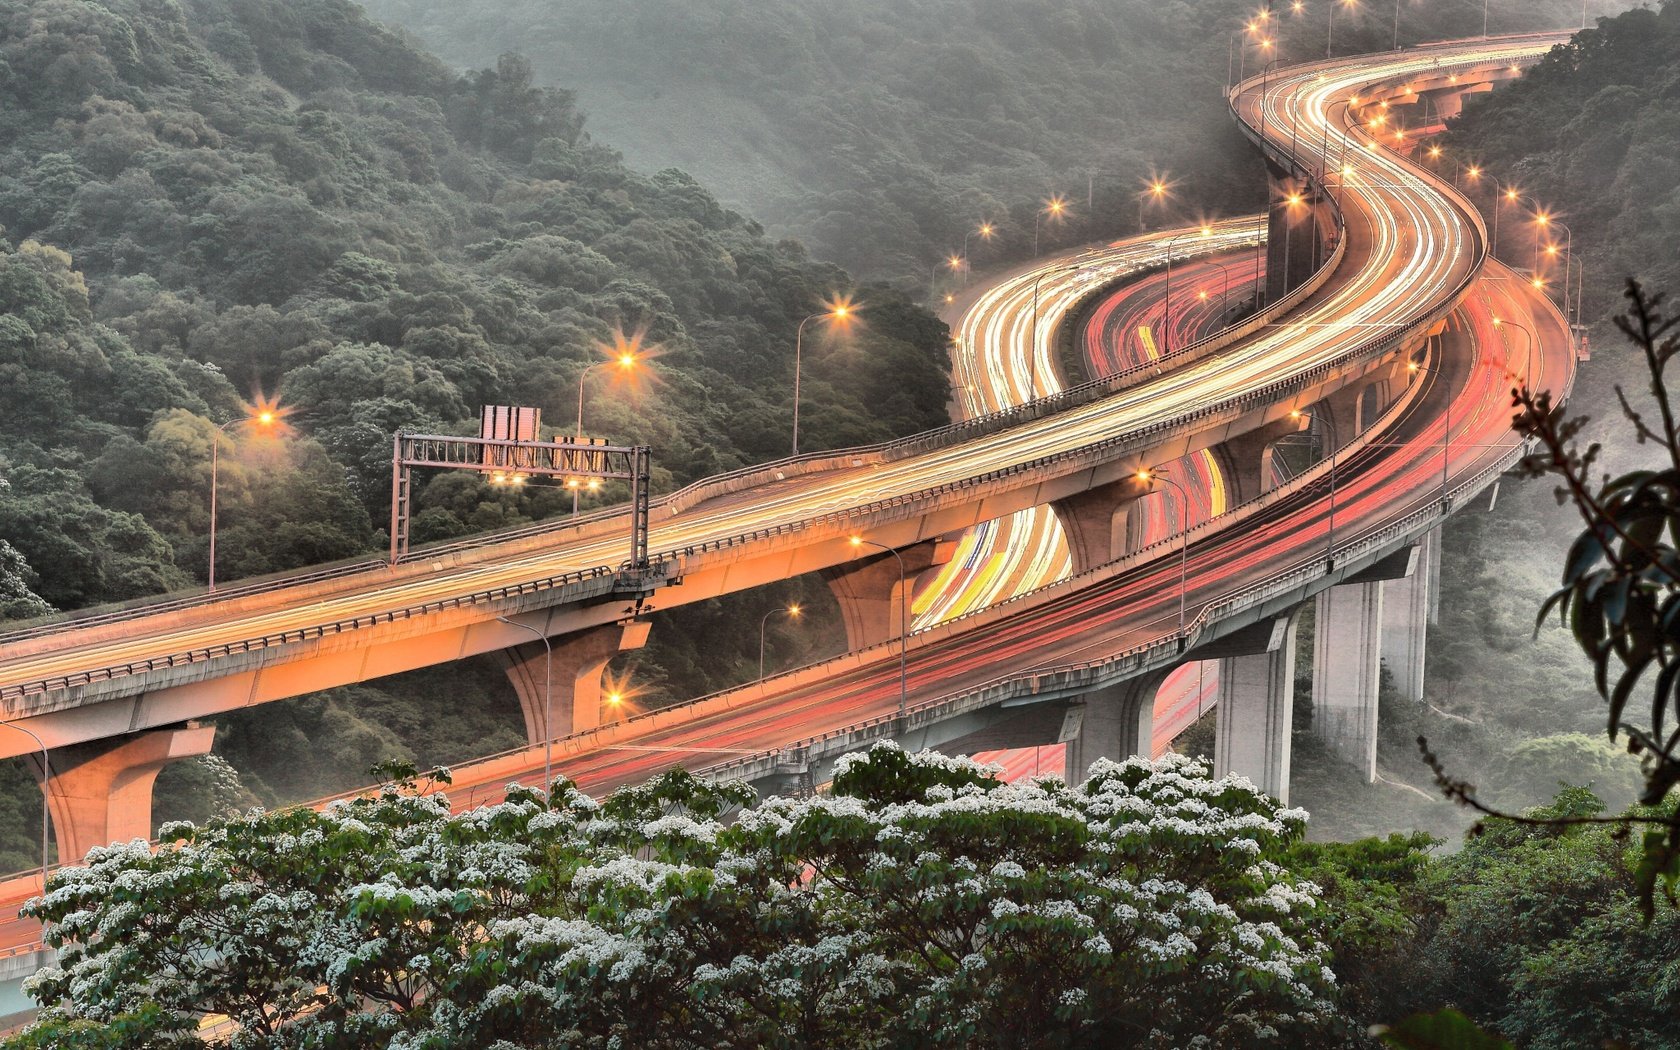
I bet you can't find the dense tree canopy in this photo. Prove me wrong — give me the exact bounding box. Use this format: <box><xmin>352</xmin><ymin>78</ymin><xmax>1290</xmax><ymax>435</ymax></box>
<box><xmin>15</xmin><ymin>749</ymin><xmax>1351</xmax><ymax>1049</ymax></box>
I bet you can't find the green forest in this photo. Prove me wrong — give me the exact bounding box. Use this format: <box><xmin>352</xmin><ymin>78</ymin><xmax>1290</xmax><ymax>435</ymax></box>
<box><xmin>360</xmin><ymin>0</ymin><xmax>1597</xmax><ymax>279</ymax></box>
<box><xmin>0</xmin><ymin>0</ymin><xmax>951</xmax><ymax>866</ymax></box>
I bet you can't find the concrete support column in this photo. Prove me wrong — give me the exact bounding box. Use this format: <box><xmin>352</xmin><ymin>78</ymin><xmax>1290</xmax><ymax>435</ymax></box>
<box><xmin>1214</xmin><ymin>614</ymin><xmax>1299</xmax><ymax>803</ymax></box>
<box><xmin>1063</xmin><ymin>670</ymin><xmax>1171</xmax><ymax>783</ymax></box>
<box><xmin>821</xmin><ymin>538</ymin><xmax>951</xmax><ymax>651</ymax></box>
<box><xmin>1049</xmin><ymin>476</ymin><xmax>1150</xmax><ymax>576</ymax></box>
<box><xmin>1381</xmin><ymin>529</ymin><xmax>1435</xmax><ymax>704</ymax></box>
<box><xmin>496</xmin><ymin>620</ymin><xmax>652</xmax><ymax>741</ymax></box>
<box><xmin>1312</xmin><ymin>582</ymin><xmax>1384</xmax><ymax>781</ymax></box>
<box><xmin>1425</xmin><ymin>524</ymin><xmax>1442</xmax><ymax>626</ymax></box>
<box><xmin>26</xmin><ymin>723</ymin><xmax>215</xmax><ymax>862</ymax></box>
<box><xmin>1213</xmin><ymin>415</ymin><xmax>1311</xmax><ymax>504</ymax></box>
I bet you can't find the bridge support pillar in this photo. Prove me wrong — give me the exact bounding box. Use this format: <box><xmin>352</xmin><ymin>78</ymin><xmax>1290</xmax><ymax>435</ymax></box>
<box><xmin>496</xmin><ymin>620</ymin><xmax>652</xmax><ymax>741</ymax></box>
<box><xmin>26</xmin><ymin>722</ymin><xmax>215</xmax><ymax>862</ymax></box>
<box><xmin>1311</xmin><ymin>582</ymin><xmax>1384</xmax><ymax>781</ymax></box>
<box><xmin>1049</xmin><ymin>476</ymin><xmax>1151</xmax><ymax>575</ymax></box>
<box><xmin>1381</xmin><ymin>528</ymin><xmax>1435</xmax><ymax>704</ymax></box>
<box><xmin>1214</xmin><ymin>613</ymin><xmax>1300</xmax><ymax>803</ymax></box>
<box><xmin>1063</xmin><ymin>670</ymin><xmax>1171</xmax><ymax>783</ymax></box>
<box><xmin>822</xmin><ymin>539</ymin><xmax>953</xmax><ymax>650</ymax></box>
<box><xmin>1213</xmin><ymin>416</ymin><xmax>1311</xmax><ymax>503</ymax></box>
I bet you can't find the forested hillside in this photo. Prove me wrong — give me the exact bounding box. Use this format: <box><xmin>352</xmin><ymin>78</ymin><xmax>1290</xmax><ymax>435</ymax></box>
<box><xmin>0</xmin><ymin>0</ymin><xmax>949</xmax><ymax>862</ymax></box>
<box><xmin>362</xmin><ymin>0</ymin><xmax>1597</xmax><ymax>278</ymax></box>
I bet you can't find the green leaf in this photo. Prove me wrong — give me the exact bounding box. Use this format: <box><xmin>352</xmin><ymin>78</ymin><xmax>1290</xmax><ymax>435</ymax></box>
<box><xmin>1370</xmin><ymin>1008</ymin><xmax>1514</xmax><ymax>1050</ymax></box>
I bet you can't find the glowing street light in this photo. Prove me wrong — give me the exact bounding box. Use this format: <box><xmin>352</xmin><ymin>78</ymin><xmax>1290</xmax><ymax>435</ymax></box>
<box><xmin>758</xmin><ymin>604</ymin><xmax>802</xmax><ymax>680</ymax></box>
<box><xmin>1033</xmin><ymin>196</ymin><xmax>1068</xmax><ymax>255</ymax></box>
<box><xmin>792</xmin><ymin>298</ymin><xmax>855</xmax><ymax>457</ymax></box>
<box><xmin>848</xmin><ymin>536</ymin><xmax>910</xmax><ymax>718</ymax></box>
<box><xmin>1136</xmin><ymin>468</ymin><xmax>1190</xmax><ymax>634</ymax></box>
<box><xmin>573</xmin><ymin>346</ymin><xmax>642</xmax><ymax>515</ymax></box>
<box><xmin>208</xmin><ymin>404</ymin><xmax>282</xmax><ymax>592</ymax></box>
<box><xmin>1328</xmin><ymin>0</ymin><xmax>1358</xmax><ymax>57</ymax></box>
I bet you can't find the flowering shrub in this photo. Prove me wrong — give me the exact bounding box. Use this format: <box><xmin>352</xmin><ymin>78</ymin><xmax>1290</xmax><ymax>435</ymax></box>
<box><xmin>16</xmin><ymin>746</ymin><xmax>1346</xmax><ymax>1048</ymax></box>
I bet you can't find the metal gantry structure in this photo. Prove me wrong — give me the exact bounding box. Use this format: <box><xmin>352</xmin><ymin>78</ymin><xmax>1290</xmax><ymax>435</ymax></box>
<box><xmin>390</xmin><ymin>406</ymin><xmax>652</xmax><ymax>577</ymax></box>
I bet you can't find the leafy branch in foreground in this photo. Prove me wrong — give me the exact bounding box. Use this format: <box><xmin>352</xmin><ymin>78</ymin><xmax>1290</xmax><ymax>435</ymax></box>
<box><xmin>1426</xmin><ymin>278</ymin><xmax>1680</xmax><ymax>917</ymax></box>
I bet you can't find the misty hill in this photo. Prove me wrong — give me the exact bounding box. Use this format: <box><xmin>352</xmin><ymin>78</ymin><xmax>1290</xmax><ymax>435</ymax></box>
<box><xmin>0</xmin><ymin>0</ymin><xmax>949</xmax><ymax>841</ymax></box>
<box><xmin>0</xmin><ymin>0</ymin><xmax>949</xmax><ymax>611</ymax></box>
<box><xmin>361</xmin><ymin>0</ymin><xmax>1600</xmax><ymax>279</ymax></box>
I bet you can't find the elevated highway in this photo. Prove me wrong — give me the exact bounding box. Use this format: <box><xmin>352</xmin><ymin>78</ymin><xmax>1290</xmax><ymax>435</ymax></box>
<box><xmin>0</xmin><ymin>40</ymin><xmax>1565</xmax><ymax>772</ymax></box>
<box><xmin>0</xmin><ymin>33</ymin><xmax>1581</xmax><ymax>1007</ymax></box>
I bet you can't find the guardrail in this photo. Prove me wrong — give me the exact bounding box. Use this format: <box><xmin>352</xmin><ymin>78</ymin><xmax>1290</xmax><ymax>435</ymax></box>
<box><xmin>0</xmin><ymin>45</ymin><xmax>1542</xmax><ymax>717</ymax></box>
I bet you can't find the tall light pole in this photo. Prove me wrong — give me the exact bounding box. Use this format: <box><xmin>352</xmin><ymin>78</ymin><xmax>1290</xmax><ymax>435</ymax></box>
<box><xmin>1392</xmin><ymin>0</ymin><xmax>1401</xmax><ymax>49</ymax></box>
<box><xmin>208</xmin><ymin>408</ymin><xmax>277</xmax><ymax>592</ymax></box>
<box><xmin>1162</xmin><ymin>226</ymin><xmax>1213</xmax><ymax>354</ymax></box>
<box><xmin>758</xmin><ymin>604</ymin><xmax>801</xmax><ymax>680</ymax></box>
<box><xmin>963</xmin><ymin>222</ymin><xmax>994</xmax><ymax>264</ymax></box>
<box><xmin>2</xmin><ymin>720</ymin><xmax>50</xmax><ymax>898</ymax></box>
<box><xmin>792</xmin><ymin>302</ymin><xmax>852</xmax><ymax>457</ymax></box>
<box><xmin>497</xmin><ymin>616</ymin><xmax>554</xmax><ymax>790</ymax></box>
<box><xmin>573</xmin><ymin>351</ymin><xmax>640</xmax><ymax>514</ymax></box>
<box><xmin>1408</xmin><ymin>358</ymin><xmax>1452</xmax><ymax>504</ymax></box>
<box><xmin>1136</xmin><ymin>469</ymin><xmax>1190</xmax><ymax>634</ymax></box>
<box><xmin>1464</xmin><ymin>167</ymin><xmax>1516</xmax><ymax>256</ymax></box>
<box><xmin>1491</xmin><ymin>316</ymin><xmax>1534</xmax><ymax>381</ymax></box>
<box><xmin>1139</xmin><ymin>177</ymin><xmax>1169</xmax><ymax>231</ymax></box>
<box><xmin>1030</xmin><ymin>264</ymin><xmax>1079</xmax><ymax>397</ymax></box>
<box><xmin>1535</xmin><ymin>212</ymin><xmax>1573</xmax><ymax>322</ymax></box>
<box><xmin>848</xmin><ymin>536</ymin><xmax>909</xmax><ymax>718</ymax></box>
<box><xmin>1033</xmin><ymin>196</ymin><xmax>1067</xmax><ymax>256</ymax></box>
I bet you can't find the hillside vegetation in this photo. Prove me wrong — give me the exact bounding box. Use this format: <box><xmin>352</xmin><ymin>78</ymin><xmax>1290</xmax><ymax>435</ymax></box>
<box><xmin>0</xmin><ymin>0</ymin><xmax>949</xmax><ymax>862</ymax></box>
<box><xmin>362</xmin><ymin>0</ymin><xmax>1597</xmax><ymax>279</ymax></box>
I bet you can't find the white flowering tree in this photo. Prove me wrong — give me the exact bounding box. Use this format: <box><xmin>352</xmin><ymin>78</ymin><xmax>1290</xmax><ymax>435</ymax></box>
<box><xmin>14</xmin><ymin>748</ymin><xmax>1347</xmax><ymax>1049</ymax></box>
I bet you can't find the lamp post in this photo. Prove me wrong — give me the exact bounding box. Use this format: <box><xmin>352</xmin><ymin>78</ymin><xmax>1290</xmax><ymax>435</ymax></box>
<box><xmin>848</xmin><ymin>536</ymin><xmax>909</xmax><ymax>718</ymax></box>
<box><xmin>1033</xmin><ymin>197</ymin><xmax>1067</xmax><ymax>256</ymax></box>
<box><xmin>1408</xmin><ymin>358</ymin><xmax>1452</xmax><ymax>503</ymax></box>
<box><xmin>1136</xmin><ymin>469</ymin><xmax>1190</xmax><ymax>634</ymax></box>
<box><xmin>758</xmin><ymin>604</ymin><xmax>801</xmax><ymax>679</ymax></box>
<box><xmin>963</xmin><ymin>222</ymin><xmax>994</xmax><ymax>264</ymax></box>
<box><xmin>574</xmin><ymin>351</ymin><xmax>639</xmax><ymax>514</ymax></box>
<box><xmin>792</xmin><ymin>302</ymin><xmax>852</xmax><ymax>457</ymax></box>
<box><xmin>1490</xmin><ymin>316</ymin><xmax>1534</xmax><ymax>381</ymax></box>
<box><xmin>1</xmin><ymin>720</ymin><xmax>50</xmax><ymax>899</ymax></box>
<box><xmin>1030</xmin><ymin>265</ymin><xmax>1079</xmax><ymax>397</ymax></box>
<box><xmin>497</xmin><ymin>616</ymin><xmax>554</xmax><ymax>790</ymax></box>
<box><xmin>208</xmin><ymin>408</ymin><xmax>277</xmax><ymax>592</ymax></box>
<box><xmin>1162</xmin><ymin>226</ymin><xmax>1213</xmax><ymax>354</ymax></box>
<box><xmin>1139</xmin><ymin>178</ymin><xmax>1169</xmax><ymax>231</ymax></box>
<box><xmin>1392</xmin><ymin>0</ymin><xmax>1402</xmax><ymax>49</ymax></box>
<box><xmin>1535</xmin><ymin>213</ymin><xmax>1573</xmax><ymax>321</ymax></box>
<box><xmin>1463</xmin><ymin>167</ymin><xmax>1516</xmax><ymax>257</ymax></box>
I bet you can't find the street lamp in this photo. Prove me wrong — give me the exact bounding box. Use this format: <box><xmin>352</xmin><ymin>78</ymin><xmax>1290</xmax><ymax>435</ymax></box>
<box><xmin>574</xmin><ymin>350</ymin><xmax>641</xmax><ymax>514</ymax></box>
<box><xmin>1033</xmin><ymin>196</ymin><xmax>1068</xmax><ymax>256</ymax></box>
<box><xmin>1162</xmin><ymin>226</ymin><xmax>1214</xmax><ymax>353</ymax></box>
<box><xmin>792</xmin><ymin>300</ymin><xmax>853</xmax><ymax>457</ymax></box>
<box><xmin>1408</xmin><ymin>358</ymin><xmax>1452</xmax><ymax>504</ymax></box>
<box><xmin>1534</xmin><ymin>212</ymin><xmax>1573</xmax><ymax>321</ymax></box>
<box><xmin>963</xmin><ymin>222</ymin><xmax>995</xmax><ymax>263</ymax></box>
<box><xmin>1463</xmin><ymin>167</ymin><xmax>1517</xmax><ymax>256</ymax></box>
<box><xmin>1030</xmin><ymin>264</ymin><xmax>1080</xmax><ymax>397</ymax></box>
<box><xmin>497</xmin><ymin>616</ymin><xmax>554</xmax><ymax>791</ymax></box>
<box><xmin>1136</xmin><ymin>468</ymin><xmax>1190</xmax><ymax>634</ymax></box>
<box><xmin>758</xmin><ymin>604</ymin><xmax>802</xmax><ymax>679</ymax></box>
<box><xmin>1</xmin><ymin>720</ymin><xmax>50</xmax><ymax>899</ymax></box>
<box><xmin>208</xmin><ymin>407</ymin><xmax>278</xmax><ymax>592</ymax></box>
<box><xmin>1139</xmin><ymin>177</ymin><xmax>1170</xmax><ymax>231</ymax></box>
<box><xmin>1490</xmin><ymin>316</ymin><xmax>1534</xmax><ymax>382</ymax></box>
<box><xmin>848</xmin><ymin>536</ymin><xmax>910</xmax><ymax>718</ymax></box>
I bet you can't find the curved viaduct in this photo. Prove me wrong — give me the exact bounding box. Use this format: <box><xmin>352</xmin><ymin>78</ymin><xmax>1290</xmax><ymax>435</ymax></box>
<box><xmin>0</xmin><ymin>33</ymin><xmax>1573</xmax><ymax>869</ymax></box>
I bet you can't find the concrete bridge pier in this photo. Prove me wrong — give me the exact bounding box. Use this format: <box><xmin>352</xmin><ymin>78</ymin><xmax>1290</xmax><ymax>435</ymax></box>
<box><xmin>1213</xmin><ymin>415</ymin><xmax>1311</xmax><ymax>503</ymax></box>
<box><xmin>821</xmin><ymin>538</ymin><xmax>954</xmax><ymax>650</ymax></box>
<box><xmin>1213</xmin><ymin>613</ymin><xmax>1301</xmax><ymax>803</ymax></box>
<box><xmin>1062</xmin><ymin>670</ymin><xmax>1172</xmax><ymax>783</ymax></box>
<box><xmin>1311</xmin><ymin>582</ymin><xmax>1384</xmax><ymax>781</ymax></box>
<box><xmin>1050</xmin><ymin>476</ymin><xmax>1152</xmax><ymax>575</ymax></box>
<box><xmin>496</xmin><ymin>619</ymin><xmax>652</xmax><ymax>740</ymax></box>
<box><xmin>26</xmin><ymin>722</ymin><xmax>215</xmax><ymax>862</ymax></box>
<box><xmin>1380</xmin><ymin>527</ymin><xmax>1437</xmax><ymax>704</ymax></box>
